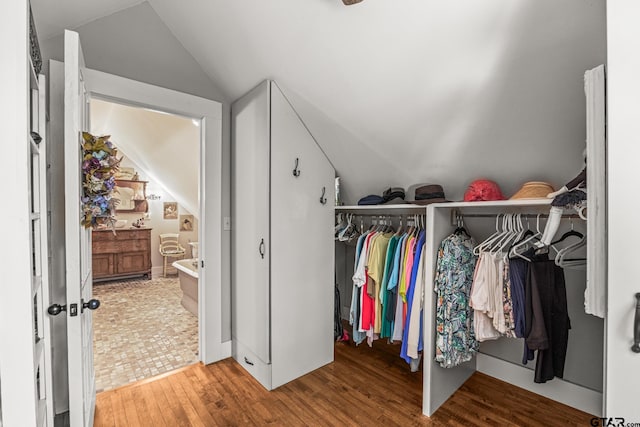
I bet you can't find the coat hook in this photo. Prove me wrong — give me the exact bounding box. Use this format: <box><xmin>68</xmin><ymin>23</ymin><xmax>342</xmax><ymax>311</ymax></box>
<box><xmin>293</xmin><ymin>158</ymin><xmax>301</xmax><ymax>177</ymax></box>
<box><xmin>320</xmin><ymin>186</ymin><xmax>327</xmax><ymax>205</ymax></box>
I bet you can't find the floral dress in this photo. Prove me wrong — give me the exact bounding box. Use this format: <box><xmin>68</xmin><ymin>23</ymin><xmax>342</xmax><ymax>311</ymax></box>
<box><xmin>434</xmin><ymin>232</ymin><xmax>479</xmax><ymax>368</ymax></box>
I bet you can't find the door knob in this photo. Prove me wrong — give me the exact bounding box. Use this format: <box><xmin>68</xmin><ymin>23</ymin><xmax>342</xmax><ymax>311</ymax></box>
<box><xmin>82</xmin><ymin>298</ymin><xmax>101</xmax><ymax>313</ymax></box>
<box><xmin>47</xmin><ymin>304</ymin><xmax>66</xmax><ymax>316</ymax></box>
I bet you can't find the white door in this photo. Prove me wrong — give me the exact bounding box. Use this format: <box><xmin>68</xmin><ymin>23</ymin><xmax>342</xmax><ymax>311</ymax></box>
<box><xmin>64</xmin><ymin>30</ymin><xmax>98</xmax><ymax>427</ymax></box>
<box><xmin>0</xmin><ymin>2</ymin><xmax>54</xmax><ymax>425</ymax></box>
<box><xmin>606</xmin><ymin>1</ymin><xmax>640</xmax><ymax>420</ymax></box>
<box><xmin>269</xmin><ymin>82</ymin><xmax>335</xmax><ymax>388</ymax></box>
<box><xmin>231</xmin><ymin>81</ymin><xmax>271</xmax><ymax>364</ymax></box>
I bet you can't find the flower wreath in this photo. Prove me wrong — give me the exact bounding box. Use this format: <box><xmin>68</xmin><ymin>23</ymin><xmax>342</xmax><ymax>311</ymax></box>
<box><xmin>81</xmin><ymin>132</ymin><xmax>121</xmax><ymax>229</ymax></box>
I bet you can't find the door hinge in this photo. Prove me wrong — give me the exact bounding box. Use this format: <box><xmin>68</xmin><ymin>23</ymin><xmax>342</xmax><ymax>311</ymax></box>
<box><xmin>201</xmin><ymin>260</ymin><xmax>205</xmax><ymax>268</ymax></box>
<box><xmin>69</xmin><ymin>303</ymin><xmax>78</xmax><ymax>317</ymax></box>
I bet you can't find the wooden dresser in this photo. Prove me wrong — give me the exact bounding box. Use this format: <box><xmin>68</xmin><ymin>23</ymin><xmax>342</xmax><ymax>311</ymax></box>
<box><xmin>92</xmin><ymin>228</ymin><xmax>152</xmax><ymax>282</ymax></box>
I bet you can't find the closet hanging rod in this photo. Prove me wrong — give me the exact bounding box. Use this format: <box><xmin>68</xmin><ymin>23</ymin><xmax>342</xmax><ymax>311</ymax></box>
<box><xmin>336</xmin><ymin>213</ymin><xmax>423</xmax><ymax>218</ymax></box>
<box><xmin>451</xmin><ymin>210</ymin><xmax>582</xmax><ymax>226</ymax></box>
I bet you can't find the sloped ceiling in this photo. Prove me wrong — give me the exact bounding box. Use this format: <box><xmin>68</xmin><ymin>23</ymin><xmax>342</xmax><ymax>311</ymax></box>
<box><xmin>90</xmin><ymin>99</ymin><xmax>200</xmax><ymax>217</ymax></box>
<box><xmin>146</xmin><ymin>0</ymin><xmax>605</xmax><ymax>202</ymax></box>
<box><xmin>32</xmin><ymin>0</ymin><xmax>144</xmax><ymax>40</ymax></box>
<box><xmin>31</xmin><ymin>0</ymin><xmax>606</xmax><ymax>203</ymax></box>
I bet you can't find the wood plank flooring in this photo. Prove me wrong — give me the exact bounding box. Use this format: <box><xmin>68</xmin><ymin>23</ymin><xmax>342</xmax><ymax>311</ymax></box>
<box><xmin>94</xmin><ymin>339</ymin><xmax>595</xmax><ymax>426</ymax></box>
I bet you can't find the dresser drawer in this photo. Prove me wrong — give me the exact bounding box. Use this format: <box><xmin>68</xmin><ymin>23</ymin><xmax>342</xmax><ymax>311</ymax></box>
<box><xmin>91</xmin><ymin>228</ymin><xmax>152</xmax><ymax>282</ymax></box>
<box><xmin>93</xmin><ymin>229</ymin><xmax>150</xmax><ymax>242</ymax></box>
<box><xmin>93</xmin><ymin>238</ymin><xmax>150</xmax><ymax>254</ymax></box>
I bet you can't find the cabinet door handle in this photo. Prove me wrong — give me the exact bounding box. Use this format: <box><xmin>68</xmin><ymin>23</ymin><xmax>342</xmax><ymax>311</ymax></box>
<box><xmin>319</xmin><ymin>187</ymin><xmax>327</xmax><ymax>205</ymax></box>
<box><xmin>633</xmin><ymin>293</ymin><xmax>640</xmax><ymax>353</ymax></box>
<box><xmin>259</xmin><ymin>238</ymin><xmax>265</xmax><ymax>259</ymax></box>
<box><xmin>292</xmin><ymin>157</ymin><xmax>301</xmax><ymax>177</ymax></box>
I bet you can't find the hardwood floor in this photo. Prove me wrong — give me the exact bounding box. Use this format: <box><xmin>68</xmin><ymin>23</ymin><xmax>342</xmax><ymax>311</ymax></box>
<box><xmin>94</xmin><ymin>339</ymin><xmax>594</xmax><ymax>426</ymax></box>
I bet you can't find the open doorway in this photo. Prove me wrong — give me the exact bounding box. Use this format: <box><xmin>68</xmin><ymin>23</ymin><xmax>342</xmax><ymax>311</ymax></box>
<box><xmin>89</xmin><ymin>98</ymin><xmax>201</xmax><ymax>391</ymax></box>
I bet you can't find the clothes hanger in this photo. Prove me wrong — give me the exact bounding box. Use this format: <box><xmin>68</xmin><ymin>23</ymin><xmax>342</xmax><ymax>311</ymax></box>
<box><xmin>367</xmin><ymin>216</ymin><xmax>377</xmax><ymax>233</ymax></box>
<box><xmin>387</xmin><ymin>215</ymin><xmax>395</xmax><ymax>233</ymax></box>
<box><xmin>348</xmin><ymin>214</ymin><xmax>361</xmax><ymax>242</ymax></box>
<box><xmin>491</xmin><ymin>214</ymin><xmax>520</xmax><ymax>255</ymax></box>
<box><xmin>338</xmin><ymin>213</ymin><xmax>355</xmax><ymax>241</ymax></box>
<box><xmin>334</xmin><ymin>213</ymin><xmax>346</xmax><ymax>239</ymax></box>
<box><xmin>394</xmin><ymin>215</ymin><xmax>404</xmax><ymax>237</ymax></box>
<box><xmin>509</xmin><ymin>214</ymin><xmax>542</xmax><ymax>260</ymax></box>
<box><xmin>487</xmin><ymin>214</ymin><xmax>514</xmax><ymax>254</ymax></box>
<box><xmin>542</xmin><ymin>218</ymin><xmax>585</xmax><ymax>257</ymax></box>
<box><xmin>454</xmin><ymin>213</ymin><xmax>471</xmax><ymax>237</ymax></box>
<box><xmin>550</xmin><ymin>220</ymin><xmax>584</xmax><ymax>245</ymax></box>
<box><xmin>554</xmin><ymin>220</ymin><xmax>587</xmax><ymax>267</ymax></box>
<box><xmin>474</xmin><ymin>213</ymin><xmax>504</xmax><ymax>255</ymax></box>
<box><xmin>556</xmin><ymin>237</ymin><xmax>587</xmax><ymax>267</ymax></box>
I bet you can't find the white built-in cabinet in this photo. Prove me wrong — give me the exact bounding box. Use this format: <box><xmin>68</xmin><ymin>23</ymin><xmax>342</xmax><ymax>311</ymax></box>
<box><xmin>231</xmin><ymin>80</ymin><xmax>336</xmax><ymax>390</ymax></box>
<box><xmin>424</xmin><ymin>200</ymin><xmax>603</xmax><ymax>417</ymax></box>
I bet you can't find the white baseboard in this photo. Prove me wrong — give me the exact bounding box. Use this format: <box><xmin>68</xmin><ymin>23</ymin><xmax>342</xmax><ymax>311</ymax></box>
<box><xmin>476</xmin><ymin>353</ymin><xmax>602</xmax><ymax>416</ymax></box>
<box><xmin>151</xmin><ymin>266</ymin><xmax>178</xmax><ymax>278</ymax></box>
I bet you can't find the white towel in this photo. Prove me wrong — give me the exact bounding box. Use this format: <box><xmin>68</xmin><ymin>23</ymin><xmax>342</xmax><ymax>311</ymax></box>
<box><xmin>115</xmin><ymin>186</ymin><xmax>135</xmax><ymax>210</ymax></box>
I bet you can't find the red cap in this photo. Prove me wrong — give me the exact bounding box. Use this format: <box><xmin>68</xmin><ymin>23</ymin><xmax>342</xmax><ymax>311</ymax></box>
<box><xmin>463</xmin><ymin>179</ymin><xmax>506</xmax><ymax>202</ymax></box>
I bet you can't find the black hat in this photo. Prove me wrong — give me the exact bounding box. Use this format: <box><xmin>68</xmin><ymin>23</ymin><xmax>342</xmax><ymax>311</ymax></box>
<box><xmin>408</xmin><ymin>184</ymin><xmax>448</xmax><ymax>205</ymax></box>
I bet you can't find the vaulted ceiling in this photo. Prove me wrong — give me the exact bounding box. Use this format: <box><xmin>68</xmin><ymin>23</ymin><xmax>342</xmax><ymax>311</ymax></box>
<box><xmin>31</xmin><ymin>0</ymin><xmax>606</xmax><ymax>203</ymax></box>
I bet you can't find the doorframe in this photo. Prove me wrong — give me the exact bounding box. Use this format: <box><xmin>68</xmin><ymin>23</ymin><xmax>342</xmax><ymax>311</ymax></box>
<box><xmin>85</xmin><ymin>68</ymin><xmax>230</xmax><ymax>363</ymax></box>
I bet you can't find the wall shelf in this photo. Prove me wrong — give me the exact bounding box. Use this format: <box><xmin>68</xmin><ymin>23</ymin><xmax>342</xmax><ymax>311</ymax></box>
<box><xmin>114</xmin><ymin>179</ymin><xmax>148</xmax><ymax>213</ymax></box>
<box><xmin>335</xmin><ymin>204</ymin><xmax>427</xmax><ymax>215</ymax></box>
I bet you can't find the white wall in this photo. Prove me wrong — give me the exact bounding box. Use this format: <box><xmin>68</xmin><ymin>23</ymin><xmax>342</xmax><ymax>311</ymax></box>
<box><xmin>111</xmin><ymin>156</ymin><xmax>199</xmax><ymax>277</ymax></box>
<box><xmin>39</xmin><ymin>2</ymin><xmax>226</xmax><ymax>103</ymax></box>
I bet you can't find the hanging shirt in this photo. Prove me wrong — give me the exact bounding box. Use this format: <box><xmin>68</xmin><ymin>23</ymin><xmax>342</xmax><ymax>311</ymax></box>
<box><xmin>509</xmin><ymin>257</ymin><xmax>528</xmax><ymax>338</ymax></box>
<box><xmin>350</xmin><ymin>233</ymin><xmax>368</xmax><ymax>345</ymax></box>
<box><xmin>379</xmin><ymin>235</ymin><xmax>400</xmax><ymax>338</ymax></box>
<box><xmin>388</xmin><ymin>234</ymin><xmax>408</xmax><ymax>342</ymax></box>
<box><xmin>470</xmin><ymin>252</ymin><xmax>501</xmax><ymax>342</ymax></box>
<box><xmin>401</xmin><ymin>231</ymin><xmax>425</xmax><ymax>363</ymax></box>
<box><xmin>491</xmin><ymin>253</ymin><xmax>507</xmax><ymax>334</ymax></box>
<box><xmin>399</xmin><ymin>236</ymin><xmax>417</xmax><ymax>303</ymax></box>
<box><xmin>400</xmin><ymin>235</ymin><xmax>417</xmax><ymax>330</ymax></box>
<box><xmin>360</xmin><ymin>233</ymin><xmax>378</xmax><ymax>334</ymax></box>
<box><xmin>406</xmin><ymin>247</ymin><xmax>426</xmax><ymax>359</ymax></box>
<box><xmin>367</xmin><ymin>233</ymin><xmax>393</xmax><ymax>334</ymax></box>
<box><xmin>435</xmin><ymin>232</ymin><xmax>479</xmax><ymax>368</ymax></box>
<box><xmin>501</xmin><ymin>259</ymin><xmax>516</xmax><ymax>337</ymax></box>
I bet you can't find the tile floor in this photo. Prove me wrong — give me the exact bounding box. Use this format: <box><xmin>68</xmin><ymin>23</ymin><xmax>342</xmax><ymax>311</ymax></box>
<box><xmin>92</xmin><ymin>276</ymin><xmax>198</xmax><ymax>392</ymax></box>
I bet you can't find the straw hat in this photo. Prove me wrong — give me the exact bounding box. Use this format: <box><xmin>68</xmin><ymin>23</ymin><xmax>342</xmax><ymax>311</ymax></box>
<box><xmin>510</xmin><ymin>181</ymin><xmax>555</xmax><ymax>200</ymax></box>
